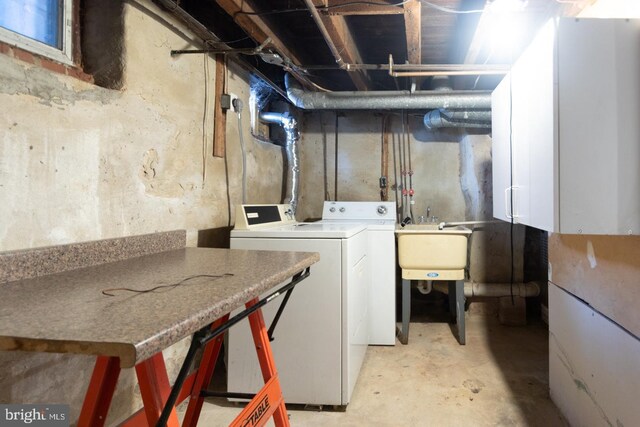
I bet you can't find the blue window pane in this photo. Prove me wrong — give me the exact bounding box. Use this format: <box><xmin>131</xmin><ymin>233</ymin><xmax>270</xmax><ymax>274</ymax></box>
<box><xmin>0</xmin><ymin>0</ymin><xmax>62</xmax><ymax>49</ymax></box>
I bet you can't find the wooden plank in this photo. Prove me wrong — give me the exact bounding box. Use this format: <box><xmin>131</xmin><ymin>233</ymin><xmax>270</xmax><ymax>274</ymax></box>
<box><xmin>313</xmin><ymin>0</ymin><xmax>370</xmax><ymax>90</ymax></box>
<box><xmin>548</xmin><ymin>233</ymin><xmax>640</xmax><ymax>338</ymax></box>
<box><xmin>213</xmin><ymin>54</ymin><xmax>226</xmax><ymax>158</ymax></box>
<box><xmin>214</xmin><ymin>0</ymin><xmax>304</xmax><ymax>65</ymax></box>
<box><xmin>325</xmin><ymin>0</ymin><xmax>405</xmax><ymax>15</ymax></box>
<box><xmin>403</xmin><ymin>0</ymin><xmax>421</xmax><ymax>64</ymax></box>
<box><xmin>381</xmin><ymin>115</ymin><xmax>390</xmax><ymax>201</ymax></box>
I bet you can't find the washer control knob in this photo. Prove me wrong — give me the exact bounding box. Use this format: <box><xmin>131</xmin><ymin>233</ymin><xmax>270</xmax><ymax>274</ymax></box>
<box><xmin>339</xmin><ymin>207</ymin><xmax>346</xmax><ymax>213</ymax></box>
<box><xmin>377</xmin><ymin>205</ymin><xmax>388</xmax><ymax>216</ymax></box>
<box><xmin>329</xmin><ymin>207</ymin><xmax>336</xmax><ymax>213</ymax></box>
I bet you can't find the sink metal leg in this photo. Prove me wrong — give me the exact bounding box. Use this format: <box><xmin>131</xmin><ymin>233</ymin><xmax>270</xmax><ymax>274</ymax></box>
<box><xmin>449</xmin><ymin>280</ymin><xmax>466</xmax><ymax>345</ymax></box>
<box><xmin>399</xmin><ymin>278</ymin><xmax>411</xmax><ymax>345</ymax></box>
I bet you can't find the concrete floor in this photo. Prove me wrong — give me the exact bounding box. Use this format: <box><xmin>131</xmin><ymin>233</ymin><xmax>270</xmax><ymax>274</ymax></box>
<box><xmin>180</xmin><ymin>306</ymin><xmax>567</xmax><ymax>426</ymax></box>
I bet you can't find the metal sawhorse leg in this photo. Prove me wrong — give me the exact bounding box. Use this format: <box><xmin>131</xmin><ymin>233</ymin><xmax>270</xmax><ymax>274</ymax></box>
<box><xmin>399</xmin><ymin>278</ymin><xmax>411</xmax><ymax>344</ymax></box>
<box><xmin>449</xmin><ymin>280</ymin><xmax>466</xmax><ymax>345</ymax></box>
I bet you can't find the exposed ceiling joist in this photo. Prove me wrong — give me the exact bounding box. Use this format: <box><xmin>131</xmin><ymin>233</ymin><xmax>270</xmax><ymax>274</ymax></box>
<box><xmin>403</xmin><ymin>0</ymin><xmax>422</xmax><ymax>64</ymax></box>
<box><xmin>311</xmin><ymin>0</ymin><xmax>371</xmax><ymax>90</ymax></box>
<box><xmin>324</xmin><ymin>0</ymin><xmax>405</xmax><ymax>15</ymax></box>
<box><xmin>214</xmin><ymin>0</ymin><xmax>304</xmax><ymax>66</ymax></box>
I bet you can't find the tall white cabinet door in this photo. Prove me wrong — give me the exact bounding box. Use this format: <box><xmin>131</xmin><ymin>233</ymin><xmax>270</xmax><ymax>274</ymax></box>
<box><xmin>491</xmin><ymin>75</ymin><xmax>512</xmax><ymax>223</ymax></box>
<box><xmin>557</xmin><ymin>19</ymin><xmax>640</xmax><ymax>234</ymax></box>
<box><xmin>512</xmin><ymin>20</ymin><xmax>557</xmax><ymax>231</ymax></box>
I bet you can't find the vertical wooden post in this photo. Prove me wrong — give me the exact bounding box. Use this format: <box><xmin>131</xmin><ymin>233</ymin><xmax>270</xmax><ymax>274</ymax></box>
<box><xmin>213</xmin><ymin>54</ymin><xmax>227</xmax><ymax>158</ymax></box>
<box><xmin>381</xmin><ymin>115</ymin><xmax>390</xmax><ymax>201</ymax></box>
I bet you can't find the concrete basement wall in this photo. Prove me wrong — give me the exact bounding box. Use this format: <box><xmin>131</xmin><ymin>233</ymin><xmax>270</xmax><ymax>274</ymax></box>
<box><xmin>298</xmin><ymin>112</ymin><xmax>525</xmax><ymax>283</ymax></box>
<box><xmin>0</xmin><ymin>0</ymin><xmax>283</xmax><ymax>423</ymax></box>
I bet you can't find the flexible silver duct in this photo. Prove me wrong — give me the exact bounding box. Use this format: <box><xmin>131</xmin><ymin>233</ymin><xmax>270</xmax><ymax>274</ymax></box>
<box><xmin>284</xmin><ymin>73</ymin><xmax>492</xmax><ymax>110</ymax></box>
<box><xmin>259</xmin><ymin>112</ymin><xmax>300</xmax><ymax>215</ymax></box>
<box><xmin>424</xmin><ymin>109</ymin><xmax>492</xmax><ymax>129</ymax></box>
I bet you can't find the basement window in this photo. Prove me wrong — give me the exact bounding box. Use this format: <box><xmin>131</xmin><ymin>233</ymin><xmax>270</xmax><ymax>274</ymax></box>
<box><xmin>0</xmin><ymin>0</ymin><xmax>74</xmax><ymax>65</ymax></box>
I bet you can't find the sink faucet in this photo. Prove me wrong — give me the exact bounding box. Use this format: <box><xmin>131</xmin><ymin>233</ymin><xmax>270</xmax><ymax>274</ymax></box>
<box><xmin>426</xmin><ymin>206</ymin><xmax>431</xmax><ymax>218</ymax></box>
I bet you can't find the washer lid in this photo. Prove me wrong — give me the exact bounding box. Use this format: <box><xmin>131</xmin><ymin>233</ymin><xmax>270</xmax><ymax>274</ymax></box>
<box><xmin>230</xmin><ymin>222</ymin><xmax>366</xmax><ymax>239</ymax></box>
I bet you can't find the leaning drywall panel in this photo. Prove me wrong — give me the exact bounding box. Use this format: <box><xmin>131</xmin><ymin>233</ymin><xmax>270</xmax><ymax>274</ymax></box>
<box><xmin>548</xmin><ymin>233</ymin><xmax>640</xmax><ymax>338</ymax></box>
<box><xmin>549</xmin><ymin>283</ymin><xmax>640</xmax><ymax>426</ymax></box>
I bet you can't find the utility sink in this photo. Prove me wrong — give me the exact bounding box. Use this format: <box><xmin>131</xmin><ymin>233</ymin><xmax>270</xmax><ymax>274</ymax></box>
<box><xmin>395</xmin><ymin>224</ymin><xmax>472</xmax><ymax>280</ymax></box>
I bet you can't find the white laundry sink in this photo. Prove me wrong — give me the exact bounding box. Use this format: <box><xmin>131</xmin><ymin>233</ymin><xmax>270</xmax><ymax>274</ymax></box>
<box><xmin>395</xmin><ymin>224</ymin><xmax>472</xmax><ymax>280</ymax></box>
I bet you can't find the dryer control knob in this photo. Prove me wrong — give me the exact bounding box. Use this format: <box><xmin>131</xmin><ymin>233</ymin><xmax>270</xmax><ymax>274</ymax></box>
<box><xmin>377</xmin><ymin>205</ymin><xmax>388</xmax><ymax>216</ymax></box>
<box><xmin>339</xmin><ymin>207</ymin><xmax>346</xmax><ymax>213</ymax></box>
<box><xmin>329</xmin><ymin>207</ymin><xmax>336</xmax><ymax>212</ymax></box>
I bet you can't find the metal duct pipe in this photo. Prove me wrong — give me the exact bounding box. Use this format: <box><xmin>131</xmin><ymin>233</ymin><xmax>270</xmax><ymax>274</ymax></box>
<box><xmin>433</xmin><ymin>281</ymin><xmax>541</xmax><ymax>298</ymax></box>
<box><xmin>259</xmin><ymin>112</ymin><xmax>300</xmax><ymax>215</ymax></box>
<box><xmin>285</xmin><ymin>73</ymin><xmax>491</xmax><ymax>110</ymax></box>
<box><xmin>424</xmin><ymin>109</ymin><xmax>492</xmax><ymax>129</ymax></box>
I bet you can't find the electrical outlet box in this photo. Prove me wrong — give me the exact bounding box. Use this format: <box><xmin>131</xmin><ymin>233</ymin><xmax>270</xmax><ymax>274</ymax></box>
<box><xmin>220</xmin><ymin>94</ymin><xmax>231</xmax><ymax>111</ymax></box>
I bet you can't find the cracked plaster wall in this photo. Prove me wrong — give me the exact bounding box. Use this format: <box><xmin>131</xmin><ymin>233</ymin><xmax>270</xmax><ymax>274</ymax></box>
<box><xmin>0</xmin><ymin>0</ymin><xmax>283</xmax><ymax>424</ymax></box>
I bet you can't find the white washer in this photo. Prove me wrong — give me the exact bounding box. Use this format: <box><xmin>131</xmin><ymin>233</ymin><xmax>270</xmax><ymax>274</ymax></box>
<box><xmin>228</xmin><ymin>204</ymin><xmax>369</xmax><ymax>406</ymax></box>
<box><xmin>320</xmin><ymin>201</ymin><xmax>397</xmax><ymax>345</ymax></box>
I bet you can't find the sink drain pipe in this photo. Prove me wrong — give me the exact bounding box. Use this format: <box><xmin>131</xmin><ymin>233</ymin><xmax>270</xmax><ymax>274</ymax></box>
<box><xmin>259</xmin><ymin>111</ymin><xmax>300</xmax><ymax>215</ymax></box>
<box><xmin>433</xmin><ymin>281</ymin><xmax>541</xmax><ymax>298</ymax></box>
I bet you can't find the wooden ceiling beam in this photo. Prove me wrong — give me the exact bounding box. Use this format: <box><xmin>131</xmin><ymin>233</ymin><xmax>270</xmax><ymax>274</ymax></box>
<box><xmin>324</xmin><ymin>0</ymin><xmax>405</xmax><ymax>15</ymax></box>
<box><xmin>403</xmin><ymin>0</ymin><xmax>422</xmax><ymax>64</ymax></box>
<box><xmin>214</xmin><ymin>0</ymin><xmax>304</xmax><ymax>66</ymax></box>
<box><xmin>312</xmin><ymin>0</ymin><xmax>371</xmax><ymax>90</ymax></box>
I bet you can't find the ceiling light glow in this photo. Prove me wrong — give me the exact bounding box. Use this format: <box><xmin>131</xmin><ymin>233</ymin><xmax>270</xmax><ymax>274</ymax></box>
<box><xmin>483</xmin><ymin>0</ymin><xmax>529</xmax><ymax>55</ymax></box>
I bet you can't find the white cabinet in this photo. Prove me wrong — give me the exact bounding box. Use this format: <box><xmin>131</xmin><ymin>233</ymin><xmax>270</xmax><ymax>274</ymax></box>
<box><xmin>491</xmin><ymin>18</ymin><xmax>640</xmax><ymax>235</ymax></box>
<box><xmin>491</xmin><ymin>75</ymin><xmax>512</xmax><ymax>223</ymax></box>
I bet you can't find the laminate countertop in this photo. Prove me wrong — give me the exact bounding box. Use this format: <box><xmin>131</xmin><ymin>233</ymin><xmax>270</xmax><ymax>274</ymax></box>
<box><xmin>0</xmin><ymin>248</ymin><xmax>319</xmax><ymax>367</ymax></box>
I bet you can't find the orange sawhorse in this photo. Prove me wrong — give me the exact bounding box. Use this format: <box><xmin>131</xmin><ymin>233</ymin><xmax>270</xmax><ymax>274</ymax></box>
<box><xmin>78</xmin><ymin>296</ymin><xmax>294</xmax><ymax>427</ymax></box>
<box><xmin>183</xmin><ymin>297</ymin><xmax>289</xmax><ymax>427</ymax></box>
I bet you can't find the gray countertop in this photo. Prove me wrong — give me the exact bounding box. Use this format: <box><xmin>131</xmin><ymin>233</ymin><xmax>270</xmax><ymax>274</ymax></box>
<box><xmin>0</xmin><ymin>248</ymin><xmax>319</xmax><ymax>367</ymax></box>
